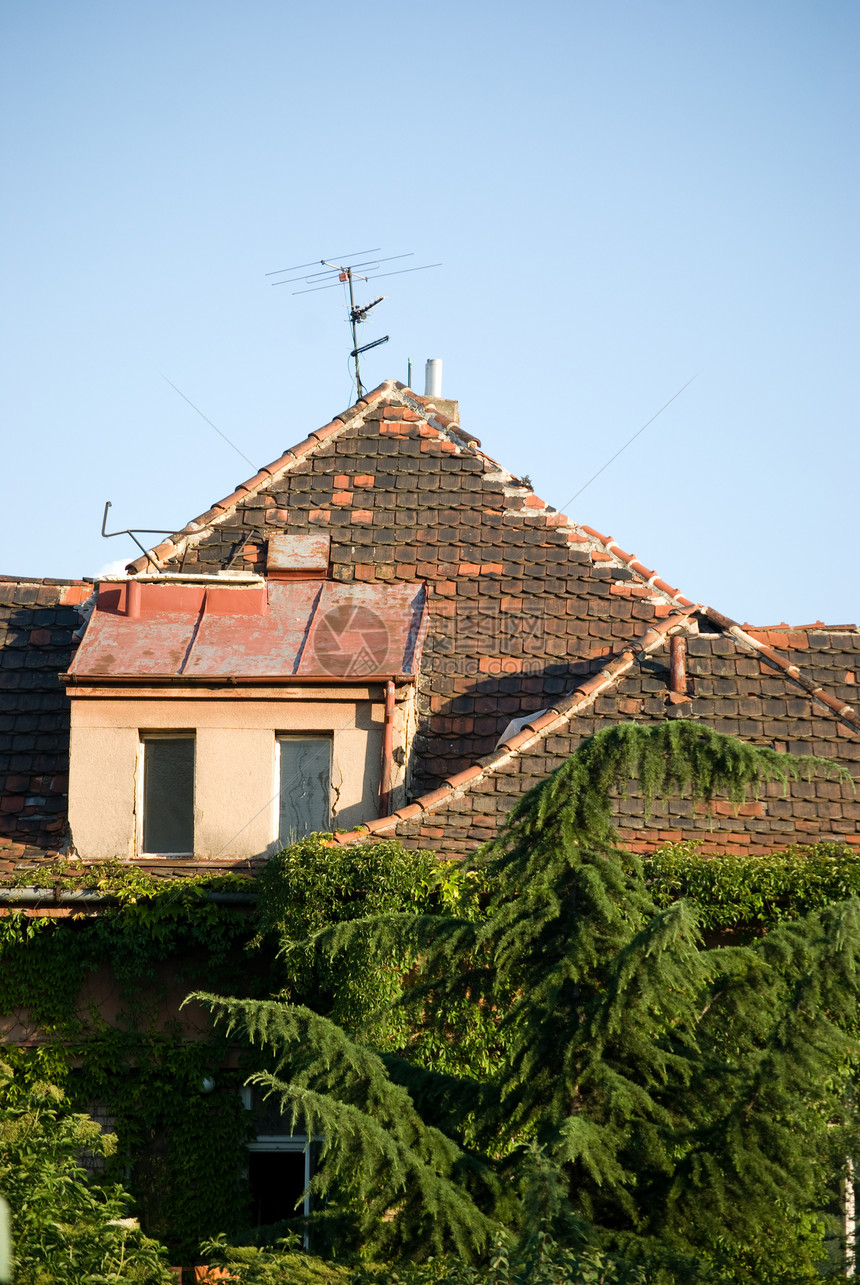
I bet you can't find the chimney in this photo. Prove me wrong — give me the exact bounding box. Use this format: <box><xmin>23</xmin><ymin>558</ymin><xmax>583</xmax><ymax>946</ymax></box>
<box><xmin>423</xmin><ymin>357</ymin><xmax>459</xmax><ymax>422</ymax></box>
<box><xmin>424</xmin><ymin>358</ymin><xmax>443</xmax><ymax>398</ymax></box>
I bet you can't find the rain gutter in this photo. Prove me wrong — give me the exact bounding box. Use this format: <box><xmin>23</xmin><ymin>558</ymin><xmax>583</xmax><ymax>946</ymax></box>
<box><xmin>0</xmin><ymin>889</ymin><xmax>258</xmax><ymax>907</ymax></box>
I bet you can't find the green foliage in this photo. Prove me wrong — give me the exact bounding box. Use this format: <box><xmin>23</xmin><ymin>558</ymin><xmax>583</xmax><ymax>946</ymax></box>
<box><xmin>491</xmin><ymin>719</ymin><xmax>843</xmax><ymax>855</ymax></box>
<box><xmin>0</xmin><ymin>1061</ymin><xmax>174</xmax><ymax>1284</ymax></box>
<box><xmin>253</xmin><ymin>835</ymin><xmax>478</xmax><ymax>1035</ymax></box>
<box><xmin>365</xmin><ymin>1226</ymin><xmax>647</xmax><ymax>1285</ymax></box>
<box><xmin>193</xmin><ymin>997</ymin><xmax>499</xmax><ymax>1261</ymax></box>
<box><xmin>645</xmin><ymin>840</ymin><xmax>860</xmax><ymax>931</ymax></box>
<box><xmin>0</xmin><ymin>871</ymin><xmax>265</xmax><ymax>1262</ymax></box>
<box><xmin>72</xmin><ymin>1034</ymin><xmax>254</xmax><ymax>1263</ymax></box>
<box><xmin>0</xmin><ymin>863</ymin><xmax>258</xmax><ymax>1033</ymax></box>
<box><xmin>198</xmin><ymin>723</ymin><xmax>860</xmax><ymax>1280</ymax></box>
<box><xmin>201</xmin><ymin>1231</ymin><xmax>353</xmax><ymax>1284</ymax></box>
<box><xmin>3</xmin><ymin>723</ymin><xmax>858</xmax><ymax>1280</ymax></box>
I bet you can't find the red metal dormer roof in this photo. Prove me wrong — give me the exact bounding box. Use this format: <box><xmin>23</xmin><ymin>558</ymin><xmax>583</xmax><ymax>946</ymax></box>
<box><xmin>67</xmin><ymin>577</ymin><xmax>427</xmax><ymax>682</ymax></box>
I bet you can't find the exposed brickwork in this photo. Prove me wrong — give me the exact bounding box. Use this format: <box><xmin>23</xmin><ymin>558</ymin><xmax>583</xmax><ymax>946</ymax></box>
<box><xmin>0</xmin><ymin>578</ymin><xmax>91</xmax><ymax>849</ymax></box>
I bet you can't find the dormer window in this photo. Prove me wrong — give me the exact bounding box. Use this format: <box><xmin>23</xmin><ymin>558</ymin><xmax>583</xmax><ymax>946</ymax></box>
<box><xmin>64</xmin><ymin>573</ymin><xmax>425</xmax><ymax>862</ymax></box>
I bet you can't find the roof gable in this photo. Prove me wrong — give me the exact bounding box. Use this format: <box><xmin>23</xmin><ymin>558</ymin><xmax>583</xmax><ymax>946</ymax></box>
<box><xmin>126</xmin><ymin>380</ymin><xmax>694</xmax><ymax>616</ymax></box>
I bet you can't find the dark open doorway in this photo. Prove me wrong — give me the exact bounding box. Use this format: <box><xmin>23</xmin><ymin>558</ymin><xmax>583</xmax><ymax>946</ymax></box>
<box><xmin>247</xmin><ymin>1145</ymin><xmax>308</xmax><ymax>1229</ymax></box>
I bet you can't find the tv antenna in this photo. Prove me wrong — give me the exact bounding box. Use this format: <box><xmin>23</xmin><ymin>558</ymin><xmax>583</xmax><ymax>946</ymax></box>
<box><xmin>266</xmin><ymin>250</ymin><xmax>441</xmax><ymax>397</ymax></box>
<box><xmin>100</xmin><ymin>501</ymin><xmax>176</xmax><ymax>571</ymax></box>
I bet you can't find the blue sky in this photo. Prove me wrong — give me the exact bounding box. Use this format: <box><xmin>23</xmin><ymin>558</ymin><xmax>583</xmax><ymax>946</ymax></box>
<box><xmin>1</xmin><ymin>1</ymin><xmax>857</xmax><ymax>625</ymax></box>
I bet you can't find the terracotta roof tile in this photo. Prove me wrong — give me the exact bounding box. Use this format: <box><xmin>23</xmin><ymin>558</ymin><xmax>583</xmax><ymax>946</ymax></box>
<box><xmin>120</xmin><ymin>384</ymin><xmax>696</xmax><ymax>621</ymax></box>
<box><xmin>444</xmin><ymin>766</ymin><xmax>484</xmax><ymax>790</ymax></box>
<box><xmin>703</xmin><ymin>607</ymin><xmax>860</xmax><ymax>736</ymax></box>
<box><xmin>332</xmin><ymin>607</ymin><xmax>700</xmax><ymax>844</ymax></box>
<box><xmin>19</xmin><ymin>380</ymin><xmax>854</xmax><ymax>860</ymax></box>
<box><xmin>0</xmin><ymin>580</ymin><xmax>91</xmax><ymax>850</ymax></box>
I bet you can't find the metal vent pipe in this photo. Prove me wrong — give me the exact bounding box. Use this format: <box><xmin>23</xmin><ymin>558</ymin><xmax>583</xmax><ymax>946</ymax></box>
<box><xmin>424</xmin><ymin>358</ymin><xmax>442</xmax><ymax>398</ymax></box>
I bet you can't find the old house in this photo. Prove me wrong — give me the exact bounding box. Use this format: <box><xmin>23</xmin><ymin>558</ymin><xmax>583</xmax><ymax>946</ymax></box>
<box><xmin>1</xmin><ymin>377</ymin><xmax>859</xmax><ymax>879</ymax></box>
<box><xmin>2</xmin><ymin>375</ymin><xmax>859</xmax><ymax>1256</ymax></box>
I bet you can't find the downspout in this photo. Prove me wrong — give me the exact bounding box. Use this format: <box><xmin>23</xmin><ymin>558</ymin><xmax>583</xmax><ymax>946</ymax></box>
<box><xmin>379</xmin><ymin>679</ymin><xmax>396</xmax><ymax>818</ymax></box>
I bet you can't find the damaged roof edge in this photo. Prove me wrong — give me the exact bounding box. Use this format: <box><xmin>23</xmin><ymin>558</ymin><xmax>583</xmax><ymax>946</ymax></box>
<box><xmin>119</xmin><ymin>381</ymin><xmax>698</xmax><ymax>618</ymax></box>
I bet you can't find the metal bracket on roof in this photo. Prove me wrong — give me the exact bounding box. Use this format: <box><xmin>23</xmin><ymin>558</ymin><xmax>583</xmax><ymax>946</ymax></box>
<box><xmin>101</xmin><ymin>501</ymin><xmax>176</xmax><ymax>572</ymax></box>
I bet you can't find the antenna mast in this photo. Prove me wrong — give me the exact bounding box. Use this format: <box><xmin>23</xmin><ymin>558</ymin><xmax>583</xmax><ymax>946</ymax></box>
<box><xmin>336</xmin><ymin>262</ymin><xmax>387</xmax><ymax>397</ymax></box>
<box><xmin>267</xmin><ymin>250</ymin><xmax>441</xmax><ymax>397</ymax></box>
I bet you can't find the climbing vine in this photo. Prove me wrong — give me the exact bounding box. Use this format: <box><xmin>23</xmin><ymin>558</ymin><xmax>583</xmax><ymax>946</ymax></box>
<box><xmin>0</xmin><ymin>864</ymin><xmax>266</xmax><ymax>1261</ymax></box>
<box><xmin>1</xmin><ymin>726</ymin><xmax>858</xmax><ymax>1275</ymax></box>
<box><xmin>644</xmin><ymin>839</ymin><xmax>860</xmax><ymax>932</ymax></box>
<box><xmin>0</xmin><ymin>843</ymin><xmax>476</xmax><ymax>1262</ymax></box>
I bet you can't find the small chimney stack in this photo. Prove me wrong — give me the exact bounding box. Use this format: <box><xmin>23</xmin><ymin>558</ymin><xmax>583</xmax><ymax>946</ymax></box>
<box><xmin>424</xmin><ymin>358</ymin><xmax>443</xmax><ymax>399</ymax></box>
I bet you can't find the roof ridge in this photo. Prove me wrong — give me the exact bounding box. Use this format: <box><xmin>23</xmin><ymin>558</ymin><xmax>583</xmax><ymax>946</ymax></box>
<box><xmin>394</xmin><ymin>386</ymin><xmax>696</xmax><ymax>613</ymax></box>
<box><xmin>332</xmin><ymin>606</ymin><xmax>699</xmax><ymax>843</ymax></box>
<box><xmin>743</xmin><ymin>622</ymin><xmax>858</xmax><ymax>633</ymax></box>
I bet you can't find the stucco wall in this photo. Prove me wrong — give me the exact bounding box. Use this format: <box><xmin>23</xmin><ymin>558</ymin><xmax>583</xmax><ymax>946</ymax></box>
<box><xmin>68</xmin><ymin>695</ymin><xmax>384</xmax><ymax>861</ymax></box>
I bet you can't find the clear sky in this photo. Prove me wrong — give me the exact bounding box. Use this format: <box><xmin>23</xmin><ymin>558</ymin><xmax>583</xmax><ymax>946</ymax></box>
<box><xmin>1</xmin><ymin>1</ymin><xmax>857</xmax><ymax>625</ymax></box>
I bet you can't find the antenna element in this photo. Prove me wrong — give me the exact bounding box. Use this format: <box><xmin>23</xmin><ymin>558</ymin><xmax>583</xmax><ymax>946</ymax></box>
<box><xmin>268</xmin><ymin>250</ymin><xmax>440</xmax><ymax>397</ymax></box>
<box><xmin>101</xmin><ymin>501</ymin><xmax>176</xmax><ymax>572</ymax></box>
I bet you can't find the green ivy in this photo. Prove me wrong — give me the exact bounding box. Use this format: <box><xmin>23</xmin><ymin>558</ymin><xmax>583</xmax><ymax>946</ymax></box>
<box><xmin>0</xmin><ymin>868</ymin><xmax>266</xmax><ymax>1262</ymax></box>
<box><xmin>71</xmin><ymin>1032</ymin><xmax>255</xmax><ymax>1262</ymax></box>
<box><xmin>643</xmin><ymin>841</ymin><xmax>860</xmax><ymax>932</ymax></box>
<box><xmin>0</xmin><ymin>1062</ymin><xmax>175</xmax><ymax>1283</ymax></box>
<box><xmin>0</xmin><ymin>867</ymin><xmax>260</xmax><ymax>1033</ymax></box>
<box><xmin>5</xmin><ymin>827</ymin><xmax>860</xmax><ymax>1275</ymax></box>
<box><xmin>252</xmin><ymin>835</ymin><xmax>480</xmax><ymax>1039</ymax></box>
<box><xmin>0</xmin><ymin>841</ymin><xmax>480</xmax><ymax>1264</ymax></box>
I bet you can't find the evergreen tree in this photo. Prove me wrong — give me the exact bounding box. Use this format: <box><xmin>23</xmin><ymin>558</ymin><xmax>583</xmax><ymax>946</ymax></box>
<box><xmin>196</xmin><ymin>723</ymin><xmax>859</xmax><ymax>1280</ymax></box>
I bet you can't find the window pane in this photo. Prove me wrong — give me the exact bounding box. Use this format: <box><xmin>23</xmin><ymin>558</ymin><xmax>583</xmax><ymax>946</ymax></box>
<box><xmin>279</xmin><ymin>738</ymin><xmax>330</xmax><ymax>845</ymax></box>
<box><xmin>142</xmin><ymin>737</ymin><xmax>194</xmax><ymax>854</ymax></box>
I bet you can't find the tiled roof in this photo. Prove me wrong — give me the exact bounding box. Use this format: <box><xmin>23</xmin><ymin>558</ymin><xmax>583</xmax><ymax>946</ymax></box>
<box><xmin>330</xmin><ymin>610</ymin><xmax>860</xmax><ymax>853</ymax></box>
<box><xmin>331</xmin><ymin>606</ymin><xmax>700</xmax><ymax>844</ymax></box>
<box><xmin>125</xmin><ymin>382</ymin><xmax>695</xmax><ymax>614</ymax></box>
<box><xmin>0</xmin><ymin>578</ymin><xmax>93</xmax><ymax>849</ymax></box>
<box><xmin>118</xmin><ymin>380</ymin><xmax>859</xmax><ymax>857</ymax></box>
<box><xmin>2</xmin><ymin>384</ymin><xmax>858</xmax><ymax>869</ymax></box>
<box><xmin>703</xmin><ymin>608</ymin><xmax>860</xmax><ymax>730</ymax></box>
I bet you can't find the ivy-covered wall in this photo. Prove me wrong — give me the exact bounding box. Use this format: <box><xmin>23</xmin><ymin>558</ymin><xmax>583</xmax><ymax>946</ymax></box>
<box><xmin>0</xmin><ymin>841</ymin><xmax>473</xmax><ymax>1261</ymax></box>
<box><xmin>4</xmin><ymin>839</ymin><xmax>860</xmax><ymax>1263</ymax></box>
<box><xmin>0</xmin><ymin>863</ymin><xmax>270</xmax><ymax>1261</ymax></box>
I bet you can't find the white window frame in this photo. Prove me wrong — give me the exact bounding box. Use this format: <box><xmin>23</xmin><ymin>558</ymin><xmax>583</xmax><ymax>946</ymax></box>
<box><xmin>240</xmin><ymin>1086</ymin><xmax>317</xmax><ymax>1244</ymax></box>
<box><xmin>274</xmin><ymin>734</ymin><xmax>333</xmax><ymax>846</ymax></box>
<box><xmin>136</xmin><ymin>731</ymin><xmax>196</xmax><ymax>857</ymax></box>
